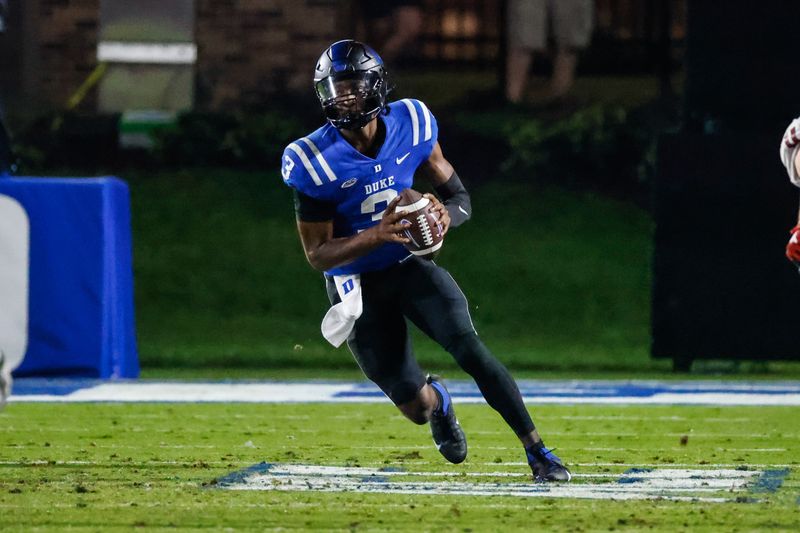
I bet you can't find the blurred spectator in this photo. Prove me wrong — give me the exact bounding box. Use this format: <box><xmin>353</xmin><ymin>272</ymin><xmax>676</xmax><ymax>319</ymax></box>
<box><xmin>505</xmin><ymin>0</ymin><xmax>594</xmax><ymax>104</ymax></box>
<box><xmin>359</xmin><ymin>0</ymin><xmax>424</xmax><ymax>65</ymax></box>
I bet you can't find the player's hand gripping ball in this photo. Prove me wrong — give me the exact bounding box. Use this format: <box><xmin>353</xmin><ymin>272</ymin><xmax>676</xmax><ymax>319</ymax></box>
<box><xmin>394</xmin><ymin>188</ymin><xmax>444</xmax><ymax>259</ymax></box>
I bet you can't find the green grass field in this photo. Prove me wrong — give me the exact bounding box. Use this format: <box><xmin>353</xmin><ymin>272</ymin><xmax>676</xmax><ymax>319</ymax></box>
<box><xmin>1</xmin><ymin>402</ymin><xmax>797</xmax><ymax>531</ymax></box>
<box><xmin>130</xmin><ymin>169</ymin><xmax>656</xmax><ymax>373</ymax></box>
<box><xmin>128</xmin><ymin>169</ymin><xmax>800</xmax><ymax>380</ymax></box>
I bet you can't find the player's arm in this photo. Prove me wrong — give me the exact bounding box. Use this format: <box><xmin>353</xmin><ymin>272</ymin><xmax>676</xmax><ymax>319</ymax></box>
<box><xmin>294</xmin><ymin>191</ymin><xmax>410</xmax><ymax>272</ymax></box>
<box><xmin>779</xmin><ymin>119</ymin><xmax>800</xmax><ymax>267</ymax></box>
<box><xmin>415</xmin><ymin>141</ymin><xmax>472</xmax><ymax>234</ymax></box>
<box><xmin>795</xmin><ymin>151</ymin><xmax>800</xmax><ymax>191</ymax></box>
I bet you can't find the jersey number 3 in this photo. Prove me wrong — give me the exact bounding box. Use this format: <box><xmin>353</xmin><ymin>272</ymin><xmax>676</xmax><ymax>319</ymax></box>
<box><xmin>360</xmin><ymin>188</ymin><xmax>397</xmax><ymax>221</ymax></box>
<box><xmin>281</xmin><ymin>156</ymin><xmax>295</xmax><ymax>181</ymax></box>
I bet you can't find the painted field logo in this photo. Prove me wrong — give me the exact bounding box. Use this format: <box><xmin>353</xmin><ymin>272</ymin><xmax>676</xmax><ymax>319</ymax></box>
<box><xmin>214</xmin><ymin>463</ymin><xmax>789</xmax><ymax>503</ymax></box>
<box><xmin>10</xmin><ymin>380</ymin><xmax>800</xmax><ymax>404</ymax></box>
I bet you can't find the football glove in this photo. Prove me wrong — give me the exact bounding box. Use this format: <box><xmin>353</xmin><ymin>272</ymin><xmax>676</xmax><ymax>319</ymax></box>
<box><xmin>787</xmin><ymin>225</ymin><xmax>800</xmax><ymax>269</ymax></box>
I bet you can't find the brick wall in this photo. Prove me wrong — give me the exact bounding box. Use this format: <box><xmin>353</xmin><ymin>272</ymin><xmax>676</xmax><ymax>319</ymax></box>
<box><xmin>36</xmin><ymin>0</ymin><xmax>101</xmax><ymax>111</ymax></box>
<box><xmin>195</xmin><ymin>0</ymin><xmax>351</xmax><ymax>109</ymax></box>
<box><xmin>20</xmin><ymin>0</ymin><xmax>353</xmax><ymax>111</ymax></box>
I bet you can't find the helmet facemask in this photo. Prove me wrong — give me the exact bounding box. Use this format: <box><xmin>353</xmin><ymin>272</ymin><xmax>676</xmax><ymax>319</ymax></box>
<box><xmin>315</xmin><ymin>71</ymin><xmax>386</xmax><ymax>130</ymax></box>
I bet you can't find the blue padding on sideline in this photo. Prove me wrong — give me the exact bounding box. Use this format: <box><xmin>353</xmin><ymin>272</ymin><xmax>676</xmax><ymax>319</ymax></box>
<box><xmin>0</xmin><ymin>177</ymin><xmax>139</xmax><ymax>378</ymax></box>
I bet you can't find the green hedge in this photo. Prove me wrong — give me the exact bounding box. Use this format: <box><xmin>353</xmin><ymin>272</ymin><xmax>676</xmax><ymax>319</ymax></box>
<box><xmin>11</xmin><ymin>109</ymin><xmax>308</xmax><ymax>172</ymax></box>
<box><xmin>154</xmin><ymin>111</ymin><xmax>306</xmax><ymax>168</ymax></box>
<box><xmin>451</xmin><ymin>101</ymin><xmax>676</xmax><ymax>198</ymax></box>
<box><xmin>502</xmin><ymin>105</ymin><xmax>655</xmax><ymax>191</ymax></box>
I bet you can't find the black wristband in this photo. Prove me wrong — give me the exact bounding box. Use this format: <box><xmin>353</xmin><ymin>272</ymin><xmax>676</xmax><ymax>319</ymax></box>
<box><xmin>434</xmin><ymin>171</ymin><xmax>472</xmax><ymax>228</ymax></box>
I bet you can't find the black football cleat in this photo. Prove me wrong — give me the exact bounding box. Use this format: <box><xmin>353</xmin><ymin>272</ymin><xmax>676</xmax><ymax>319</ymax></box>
<box><xmin>427</xmin><ymin>375</ymin><xmax>467</xmax><ymax>464</ymax></box>
<box><xmin>527</xmin><ymin>444</ymin><xmax>572</xmax><ymax>482</ymax></box>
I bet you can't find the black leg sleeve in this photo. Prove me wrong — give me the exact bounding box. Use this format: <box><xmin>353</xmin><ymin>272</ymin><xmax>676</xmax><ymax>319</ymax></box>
<box><xmin>446</xmin><ymin>332</ymin><xmax>535</xmax><ymax>437</ymax></box>
<box><xmin>399</xmin><ymin>258</ymin><xmax>535</xmax><ymax>437</ymax></box>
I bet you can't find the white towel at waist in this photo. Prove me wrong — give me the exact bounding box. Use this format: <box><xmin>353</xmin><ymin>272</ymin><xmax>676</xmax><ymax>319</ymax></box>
<box><xmin>321</xmin><ymin>274</ymin><xmax>363</xmax><ymax>347</ymax></box>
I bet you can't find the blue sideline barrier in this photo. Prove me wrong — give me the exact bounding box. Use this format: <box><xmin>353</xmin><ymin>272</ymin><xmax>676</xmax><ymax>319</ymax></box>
<box><xmin>0</xmin><ymin>176</ymin><xmax>139</xmax><ymax>378</ymax></box>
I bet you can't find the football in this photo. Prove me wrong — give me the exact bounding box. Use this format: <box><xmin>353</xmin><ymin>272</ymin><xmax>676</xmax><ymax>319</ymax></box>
<box><xmin>394</xmin><ymin>188</ymin><xmax>444</xmax><ymax>259</ymax></box>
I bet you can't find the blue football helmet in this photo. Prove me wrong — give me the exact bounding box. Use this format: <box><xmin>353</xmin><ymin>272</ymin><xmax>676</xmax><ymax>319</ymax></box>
<box><xmin>314</xmin><ymin>40</ymin><xmax>391</xmax><ymax>130</ymax></box>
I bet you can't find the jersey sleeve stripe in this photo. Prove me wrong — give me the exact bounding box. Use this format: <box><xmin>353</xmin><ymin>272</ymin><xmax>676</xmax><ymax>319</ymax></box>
<box><xmin>401</xmin><ymin>99</ymin><xmax>420</xmax><ymax>146</ymax></box>
<box><xmin>287</xmin><ymin>142</ymin><xmax>324</xmax><ymax>186</ymax></box>
<box><xmin>300</xmin><ymin>137</ymin><xmax>338</xmax><ymax>183</ymax></box>
<box><xmin>418</xmin><ymin>100</ymin><xmax>433</xmax><ymax>142</ymax></box>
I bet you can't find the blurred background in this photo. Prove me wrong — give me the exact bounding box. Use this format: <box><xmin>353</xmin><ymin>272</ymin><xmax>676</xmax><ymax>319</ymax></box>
<box><xmin>1</xmin><ymin>0</ymin><xmax>798</xmax><ymax>379</ymax></box>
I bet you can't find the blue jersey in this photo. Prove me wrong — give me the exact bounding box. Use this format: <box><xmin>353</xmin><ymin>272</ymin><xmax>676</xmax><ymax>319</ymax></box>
<box><xmin>281</xmin><ymin>98</ymin><xmax>439</xmax><ymax>276</ymax></box>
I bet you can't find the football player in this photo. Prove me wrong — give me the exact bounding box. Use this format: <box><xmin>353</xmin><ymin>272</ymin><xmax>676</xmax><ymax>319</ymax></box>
<box><xmin>780</xmin><ymin>117</ymin><xmax>800</xmax><ymax>269</ymax></box>
<box><xmin>281</xmin><ymin>40</ymin><xmax>570</xmax><ymax>482</ymax></box>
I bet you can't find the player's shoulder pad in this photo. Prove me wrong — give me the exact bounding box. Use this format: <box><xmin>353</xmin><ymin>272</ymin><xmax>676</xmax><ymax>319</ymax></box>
<box><xmin>391</xmin><ymin>98</ymin><xmax>439</xmax><ymax>148</ymax></box>
<box><xmin>280</xmin><ymin>126</ymin><xmax>340</xmax><ymax>195</ymax></box>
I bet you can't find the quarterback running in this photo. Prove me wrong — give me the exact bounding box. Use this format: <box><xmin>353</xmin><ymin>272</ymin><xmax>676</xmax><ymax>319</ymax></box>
<box><xmin>281</xmin><ymin>39</ymin><xmax>570</xmax><ymax>482</ymax></box>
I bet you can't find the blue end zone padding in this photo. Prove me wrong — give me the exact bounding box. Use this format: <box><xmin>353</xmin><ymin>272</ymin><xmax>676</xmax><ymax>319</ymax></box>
<box><xmin>0</xmin><ymin>176</ymin><xmax>139</xmax><ymax>378</ymax></box>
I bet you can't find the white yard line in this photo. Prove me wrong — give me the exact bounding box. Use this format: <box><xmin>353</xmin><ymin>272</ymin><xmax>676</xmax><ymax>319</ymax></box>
<box><xmin>216</xmin><ymin>463</ymin><xmax>770</xmax><ymax>503</ymax></box>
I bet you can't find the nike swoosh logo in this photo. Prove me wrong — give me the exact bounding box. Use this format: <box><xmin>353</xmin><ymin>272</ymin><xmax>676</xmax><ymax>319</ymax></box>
<box><xmin>396</xmin><ymin>152</ymin><xmax>411</xmax><ymax>165</ymax></box>
<box><xmin>458</xmin><ymin>206</ymin><xmax>469</xmax><ymax>216</ymax></box>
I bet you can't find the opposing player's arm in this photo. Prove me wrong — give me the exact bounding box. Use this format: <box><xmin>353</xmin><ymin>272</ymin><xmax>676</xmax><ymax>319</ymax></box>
<box><xmin>795</xmin><ymin>151</ymin><xmax>800</xmax><ymax>189</ymax></box>
<box><xmin>415</xmin><ymin>142</ymin><xmax>472</xmax><ymax>233</ymax></box>
<box><xmin>294</xmin><ymin>191</ymin><xmax>410</xmax><ymax>272</ymax></box>
<box><xmin>780</xmin><ymin>118</ymin><xmax>800</xmax><ymax>187</ymax></box>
